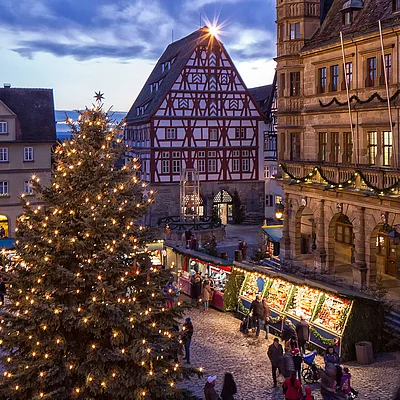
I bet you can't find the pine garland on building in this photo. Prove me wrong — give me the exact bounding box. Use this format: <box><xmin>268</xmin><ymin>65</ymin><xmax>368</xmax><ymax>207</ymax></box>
<box><xmin>0</xmin><ymin>100</ymin><xmax>201</xmax><ymax>400</ymax></box>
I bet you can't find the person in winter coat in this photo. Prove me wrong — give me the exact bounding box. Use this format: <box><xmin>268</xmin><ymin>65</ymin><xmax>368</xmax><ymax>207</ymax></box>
<box><xmin>324</xmin><ymin>346</ymin><xmax>341</xmax><ymax>370</ymax></box>
<box><xmin>202</xmin><ymin>280</ymin><xmax>213</xmax><ymax>311</ymax></box>
<box><xmin>340</xmin><ymin>367</ymin><xmax>352</xmax><ymax>399</ymax></box>
<box><xmin>261</xmin><ymin>298</ymin><xmax>270</xmax><ymax>339</ymax></box>
<box><xmin>285</xmin><ymin>335</ymin><xmax>298</xmax><ymax>352</ymax></box>
<box><xmin>182</xmin><ymin>317</ymin><xmax>194</xmax><ymax>364</ymax></box>
<box><xmin>283</xmin><ymin>348</ymin><xmax>295</xmax><ymax>378</ymax></box>
<box><xmin>191</xmin><ymin>272</ymin><xmax>202</xmax><ymax>302</ymax></box>
<box><xmin>267</xmin><ymin>338</ymin><xmax>284</xmax><ymax>387</ymax></box>
<box><xmin>204</xmin><ymin>375</ymin><xmax>219</xmax><ymax>400</ymax></box>
<box><xmin>283</xmin><ymin>319</ymin><xmax>297</xmax><ymax>344</ymax></box>
<box><xmin>302</xmin><ymin>386</ymin><xmax>315</xmax><ymax>400</ymax></box>
<box><xmin>221</xmin><ymin>372</ymin><xmax>237</xmax><ymax>400</ymax></box>
<box><xmin>293</xmin><ymin>348</ymin><xmax>302</xmax><ymax>382</ymax></box>
<box><xmin>296</xmin><ymin>316</ymin><xmax>310</xmax><ymax>354</ymax></box>
<box><xmin>249</xmin><ymin>295</ymin><xmax>263</xmax><ymax>337</ymax></box>
<box><xmin>283</xmin><ymin>370</ymin><xmax>302</xmax><ymax>400</ymax></box>
<box><xmin>320</xmin><ymin>368</ymin><xmax>346</xmax><ymax>400</ymax></box>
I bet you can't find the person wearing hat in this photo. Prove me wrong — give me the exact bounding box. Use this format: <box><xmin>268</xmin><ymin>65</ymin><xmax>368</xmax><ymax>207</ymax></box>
<box><xmin>293</xmin><ymin>348</ymin><xmax>302</xmax><ymax>382</ymax></box>
<box><xmin>204</xmin><ymin>375</ymin><xmax>219</xmax><ymax>400</ymax></box>
<box><xmin>267</xmin><ymin>337</ymin><xmax>284</xmax><ymax>387</ymax></box>
<box><xmin>182</xmin><ymin>317</ymin><xmax>194</xmax><ymax>364</ymax></box>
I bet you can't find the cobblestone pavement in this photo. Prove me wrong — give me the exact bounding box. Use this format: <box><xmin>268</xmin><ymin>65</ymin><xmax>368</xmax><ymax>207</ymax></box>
<box><xmin>180</xmin><ymin>306</ymin><xmax>400</xmax><ymax>400</ymax></box>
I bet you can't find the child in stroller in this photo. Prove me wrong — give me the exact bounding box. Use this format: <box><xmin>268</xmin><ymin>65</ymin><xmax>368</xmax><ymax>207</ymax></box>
<box><xmin>302</xmin><ymin>350</ymin><xmax>320</xmax><ymax>383</ymax></box>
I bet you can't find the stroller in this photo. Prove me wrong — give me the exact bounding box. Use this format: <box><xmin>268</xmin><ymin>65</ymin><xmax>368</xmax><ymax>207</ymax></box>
<box><xmin>302</xmin><ymin>350</ymin><xmax>320</xmax><ymax>383</ymax></box>
<box><xmin>239</xmin><ymin>313</ymin><xmax>253</xmax><ymax>334</ymax></box>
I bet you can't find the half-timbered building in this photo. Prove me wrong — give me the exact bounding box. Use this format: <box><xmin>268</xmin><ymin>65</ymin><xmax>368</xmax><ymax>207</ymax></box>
<box><xmin>126</xmin><ymin>27</ymin><xmax>265</xmax><ymax>225</ymax></box>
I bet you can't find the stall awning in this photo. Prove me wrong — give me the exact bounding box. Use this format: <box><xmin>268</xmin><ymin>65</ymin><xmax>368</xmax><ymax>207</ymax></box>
<box><xmin>0</xmin><ymin>238</ymin><xmax>15</xmax><ymax>250</ymax></box>
<box><xmin>262</xmin><ymin>226</ymin><xmax>283</xmax><ymax>243</ymax></box>
<box><xmin>146</xmin><ymin>241</ymin><xmax>164</xmax><ymax>251</ymax></box>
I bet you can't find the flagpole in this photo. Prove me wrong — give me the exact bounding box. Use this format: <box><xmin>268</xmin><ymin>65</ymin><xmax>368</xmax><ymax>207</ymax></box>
<box><xmin>378</xmin><ymin>20</ymin><xmax>397</xmax><ymax>168</ymax></box>
<box><xmin>340</xmin><ymin>31</ymin><xmax>357</xmax><ymax>166</ymax></box>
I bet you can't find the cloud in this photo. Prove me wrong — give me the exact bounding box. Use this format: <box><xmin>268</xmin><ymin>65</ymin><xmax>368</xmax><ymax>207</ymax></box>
<box><xmin>0</xmin><ymin>0</ymin><xmax>276</xmax><ymax>65</ymax></box>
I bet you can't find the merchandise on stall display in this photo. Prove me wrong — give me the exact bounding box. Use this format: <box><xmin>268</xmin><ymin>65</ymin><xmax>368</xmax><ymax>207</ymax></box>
<box><xmin>313</xmin><ymin>294</ymin><xmax>351</xmax><ymax>335</ymax></box>
<box><xmin>241</xmin><ymin>274</ymin><xmax>268</xmax><ymax>301</ymax></box>
<box><xmin>286</xmin><ymin>286</ymin><xmax>322</xmax><ymax>320</ymax></box>
<box><xmin>267</xmin><ymin>278</ymin><xmax>293</xmax><ymax>312</ymax></box>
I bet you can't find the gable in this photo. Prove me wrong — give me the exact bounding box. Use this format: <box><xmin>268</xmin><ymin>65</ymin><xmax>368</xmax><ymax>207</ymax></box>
<box><xmin>0</xmin><ymin>100</ymin><xmax>16</xmax><ymax>117</ymax></box>
<box><xmin>154</xmin><ymin>43</ymin><xmax>263</xmax><ymax>119</ymax></box>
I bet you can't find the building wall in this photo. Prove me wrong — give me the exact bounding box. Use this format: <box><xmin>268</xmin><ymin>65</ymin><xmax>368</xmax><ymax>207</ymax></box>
<box><xmin>276</xmin><ymin>0</ymin><xmax>400</xmax><ymax>288</ymax></box>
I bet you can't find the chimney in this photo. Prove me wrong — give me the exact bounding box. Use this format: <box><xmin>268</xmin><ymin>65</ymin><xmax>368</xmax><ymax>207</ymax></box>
<box><xmin>3</xmin><ymin>83</ymin><xmax>11</xmax><ymax>88</ymax></box>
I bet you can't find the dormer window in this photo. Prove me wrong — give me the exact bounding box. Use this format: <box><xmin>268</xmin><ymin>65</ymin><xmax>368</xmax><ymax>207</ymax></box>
<box><xmin>344</xmin><ymin>11</ymin><xmax>352</xmax><ymax>25</ymax></box>
<box><xmin>341</xmin><ymin>0</ymin><xmax>363</xmax><ymax>24</ymax></box>
<box><xmin>161</xmin><ymin>63</ymin><xmax>165</xmax><ymax>73</ymax></box>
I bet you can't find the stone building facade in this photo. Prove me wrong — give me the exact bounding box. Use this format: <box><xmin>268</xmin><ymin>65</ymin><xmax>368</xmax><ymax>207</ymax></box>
<box><xmin>0</xmin><ymin>87</ymin><xmax>56</xmax><ymax>238</ymax></box>
<box><xmin>276</xmin><ymin>0</ymin><xmax>400</xmax><ymax>289</ymax></box>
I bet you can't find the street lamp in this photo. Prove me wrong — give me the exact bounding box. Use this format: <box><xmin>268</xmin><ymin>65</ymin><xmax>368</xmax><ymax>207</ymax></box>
<box><xmin>275</xmin><ymin>202</ymin><xmax>284</xmax><ymax>220</ymax></box>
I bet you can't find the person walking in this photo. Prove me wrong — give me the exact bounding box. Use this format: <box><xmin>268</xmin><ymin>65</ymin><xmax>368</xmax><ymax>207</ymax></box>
<box><xmin>221</xmin><ymin>372</ymin><xmax>237</xmax><ymax>400</ymax></box>
<box><xmin>293</xmin><ymin>348</ymin><xmax>302</xmax><ymax>382</ymax></box>
<box><xmin>165</xmin><ymin>278</ymin><xmax>176</xmax><ymax>309</ymax></box>
<box><xmin>267</xmin><ymin>337</ymin><xmax>284</xmax><ymax>388</ymax></box>
<box><xmin>261</xmin><ymin>298</ymin><xmax>270</xmax><ymax>339</ymax></box>
<box><xmin>182</xmin><ymin>317</ymin><xmax>193</xmax><ymax>364</ymax></box>
<box><xmin>296</xmin><ymin>316</ymin><xmax>310</xmax><ymax>354</ymax></box>
<box><xmin>202</xmin><ymin>280</ymin><xmax>213</xmax><ymax>311</ymax></box>
<box><xmin>283</xmin><ymin>319</ymin><xmax>297</xmax><ymax>344</ymax></box>
<box><xmin>204</xmin><ymin>375</ymin><xmax>219</xmax><ymax>400</ymax></box>
<box><xmin>283</xmin><ymin>370</ymin><xmax>302</xmax><ymax>400</ymax></box>
<box><xmin>249</xmin><ymin>294</ymin><xmax>263</xmax><ymax>337</ymax></box>
<box><xmin>283</xmin><ymin>348</ymin><xmax>295</xmax><ymax>378</ymax></box>
<box><xmin>242</xmin><ymin>240</ymin><xmax>248</xmax><ymax>259</ymax></box>
<box><xmin>0</xmin><ymin>277</ymin><xmax>6</xmax><ymax>306</ymax></box>
<box><xmin>191</xmin><ymin>272</ymin><xmax>202</xmax><ymax>303</ymax></box>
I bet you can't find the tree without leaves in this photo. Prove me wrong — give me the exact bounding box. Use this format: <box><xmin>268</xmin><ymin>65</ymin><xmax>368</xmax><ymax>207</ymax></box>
<box><xmin>0</xmin><ymin>104</ymin><xmax>201</xmax><ymax>400</ymax></box>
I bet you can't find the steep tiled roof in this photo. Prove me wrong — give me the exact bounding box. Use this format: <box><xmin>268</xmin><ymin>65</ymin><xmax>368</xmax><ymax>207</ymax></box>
<box><xmin>303</xmin><ymin>0</ymin><xmax>399</xmax><ymax>52</ymax></box>
<box><xmin>126</xmin><ymin>27</ymin><xmax>225</xmax><ymax>124</ymax></box>
<box><xmin>249</xmin><ymin>84</ymin><xmax>273</xmax><ymax>115</ymax></box>
<box><xmin>0</xmin><ymin>87</ymin><xmax>56</xmax><ymax>142</ymax></box>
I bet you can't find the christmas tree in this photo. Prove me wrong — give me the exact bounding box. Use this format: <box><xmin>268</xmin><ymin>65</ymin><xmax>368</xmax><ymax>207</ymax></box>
<box><xmin>0</xmin><ymin>96</ymin><xmax>201</xmax><ymax>400</ymax></box>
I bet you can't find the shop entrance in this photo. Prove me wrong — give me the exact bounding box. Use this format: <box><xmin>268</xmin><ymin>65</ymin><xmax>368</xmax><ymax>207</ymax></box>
<box><xmin>213</xmin><ymin>190</ymin><xmax>233</xmax><ymax>225</ymax></box>
<box><xmin>376</xmin><ymin>232</ymin><xmax>397</xmax><ymax>278</ymax></box>
<box><xmin>0</xmin><ymin>214</ymin><xmax>9</xmax><ymax>238</ymax></box>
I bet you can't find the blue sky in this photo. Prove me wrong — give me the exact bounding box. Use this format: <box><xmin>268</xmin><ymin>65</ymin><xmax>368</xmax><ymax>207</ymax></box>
<box><xmin>0</xmin><ymin>0</ymin><xmax>276</xmax><ymax>111</ymax></box>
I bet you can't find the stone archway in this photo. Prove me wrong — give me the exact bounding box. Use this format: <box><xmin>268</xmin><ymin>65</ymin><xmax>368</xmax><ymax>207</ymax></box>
<box><xmin>294</xmin><ymin>205</ymin><xmax>316</xmax><ymax>261</ymax></box>
<box><xmin>213</xmin><ymin>190</ymin><xmax>233</xmax><ymax>225</ymax></box>
<box><xmin>327</xmin><ymin>213</ymin><xmax>354</xmax><ymax>275</ymax></box>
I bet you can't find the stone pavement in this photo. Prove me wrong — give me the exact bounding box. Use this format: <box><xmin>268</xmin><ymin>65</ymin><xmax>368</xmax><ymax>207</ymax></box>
<box><xmin>180</xmin><ymin>306</ymin><xmax>400</xmax><ymax>400</ymax></box>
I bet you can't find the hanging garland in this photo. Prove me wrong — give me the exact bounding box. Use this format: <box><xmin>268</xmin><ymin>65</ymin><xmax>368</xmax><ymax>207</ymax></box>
<box><xmin>310</xmin><ymin>326</ymin><xmax>338</xmax><ymax>346</ymax></box>
<box><xmin>269</xmin><ymin>314</ymin><xmax>285</xmax><ymax>324</ymax></box>
<box><xmin>280</xmin><ymin>163</ymin><xmax>400</xmax><ymax>196</ymax></box>
<box><xmin>319</xmin><ymin>89</ymin><xmax>400</xmax><ymax>108</ymax></box>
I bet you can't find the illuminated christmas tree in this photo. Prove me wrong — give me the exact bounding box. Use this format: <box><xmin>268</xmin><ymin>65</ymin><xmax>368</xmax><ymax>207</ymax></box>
<box><xmin>0</xmin><ymin>96</ymin><xmax>200</xmax><ymax>400</ymax></box>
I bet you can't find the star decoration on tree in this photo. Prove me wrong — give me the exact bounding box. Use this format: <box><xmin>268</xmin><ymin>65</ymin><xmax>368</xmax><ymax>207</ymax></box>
<box><xmin>94</xmin><ymin>91</ymin><xmax>105</xmax><ymax>102</ymax></box>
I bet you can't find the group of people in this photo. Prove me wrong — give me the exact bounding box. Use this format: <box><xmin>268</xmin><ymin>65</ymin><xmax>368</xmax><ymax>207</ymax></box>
<box><xmin>249</xmin><ymin>294</ymin><xmax>270</xmax><ymax>338</ymax></box>
<box><xmin>204</xmin><ymin>373</ymin><xmax>237</xmax><ymax>400</ymax></box>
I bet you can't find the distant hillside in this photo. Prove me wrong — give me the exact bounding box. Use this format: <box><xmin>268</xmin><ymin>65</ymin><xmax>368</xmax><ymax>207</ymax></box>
<box><xmin>55</xmin><ymin>110</ymin><xmax>127</xmax><ymax>141</ymax></box>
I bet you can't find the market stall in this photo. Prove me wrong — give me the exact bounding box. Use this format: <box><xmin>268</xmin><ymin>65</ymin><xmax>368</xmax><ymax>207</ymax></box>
<box><xmin>231</xmin><ymin>263</ymin><xmax>381</xmax><ymax>359</ymax></box>
<box><xmin>167</xmin><ymin>246</ymin><xmax>233</xmax><ymax>311</ymax></box>
<box><xmin>261</xmin><ymin>225</ymin><xmax>283</xmax><ymax>256</ymax></box>
<box><xmin>145</xmin><ymin>240</ymin><xmax>165</xmax><ymax>267</ymax></box>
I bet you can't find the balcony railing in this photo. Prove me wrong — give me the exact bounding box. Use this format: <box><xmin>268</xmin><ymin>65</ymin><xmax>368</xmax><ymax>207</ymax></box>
<box><xmin>280</xmin><ymin>161</ymin><xmax>400</xmax><ymax>194</ymax></box>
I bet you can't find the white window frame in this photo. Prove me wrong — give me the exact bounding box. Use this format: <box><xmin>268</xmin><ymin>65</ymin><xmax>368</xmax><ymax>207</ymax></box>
<box><xmin>0</xmin><ymin>181</ymin><xmax>9</xmax><ymax>196</ymax></box>
<box><xmin>242</xmin><ymin>150</ymin><xmax>249</xmax><ymax>157</ymax></box>
<box><xmin>242</xmin><ymin>158</ymin><xmax>249</xmax><ymax>172</ymax></box>
<box><xmin>166</xmin><ymin>128</ymin><xmax>176</xmax><ymax>140</ymax></box>
<box><xmin>233</xmin><ymin>159</ymin><xmax>240</xmax><ymax>172</ymax></box>
<box><xmin>208</xmin><ymin>151</ymin><xmax>216</xmax><ymax>158</ymax></box>
<box><xmin>24</xmin><ymin>180</ymin><xmax>33</xmax><ymax>194</ymax></box>
<box><xmin>198</xmin><ymin>159</ymin><xmax>205</xmax><ymax>173</ymax></box>
<box><xmin>235</xmin><ymin>127</ymin><xmax>245</xmax><ymax>139</ymax></box>
<box><xmin>232</xmin><ymin>150</ymin><xmax>240</xmax><ymax>157</ymax></box>
<box><xmin>24</xmin><ymin>147</ymin><xmax>34</xmax><ymax>162</ymax></box>
<box><xmin>264</xmin><ymin>166</ymin><xmax>270</xmax><ymax>178</ymax></box>
<box><xmin>208</xmin><ymin>158</ymin><xmax>217</xmax><ymax>173</ymax></box>
<box><xmin>162</xmin><ymin>160</ymin><xmax>170</xmax><ymax>174</ymax></box>
<box><xmin>0</xmin><ymin>121</ymin><xmax>7</xmax><ymax>134</ymax></box>
<box><xmin>198</xmin><ymin>151</ymin><xmax>205</xmax><ymax>158</ymax></box>
<box><xmin>0</xmin><ymin>148</ymin><xmax>8</xmax><ymax>162</ymax></box>
<box><xmin>162</xmin><ymin>151</ymin><xmax>169</xmax><ymax>158</ymax></box>
<box><xmin>172</xmin><ymin>159</ymin><xmax>181</xmax><ymax>174</ymax></box>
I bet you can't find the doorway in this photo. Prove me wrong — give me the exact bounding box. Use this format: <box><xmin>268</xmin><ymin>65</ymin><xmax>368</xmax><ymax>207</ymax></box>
<box><xmin>213</xmin><ymin>190</ymin><xmax>233</xmax><ymax>224</ymax></box>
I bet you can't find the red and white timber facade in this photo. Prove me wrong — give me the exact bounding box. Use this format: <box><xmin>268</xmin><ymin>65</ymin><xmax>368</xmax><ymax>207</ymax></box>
<box><xmin>126</xmin><ymin>27</ymin><xmax>265</xmax><ymax>224</ymax></box>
